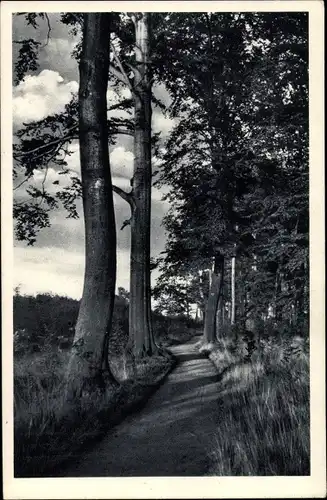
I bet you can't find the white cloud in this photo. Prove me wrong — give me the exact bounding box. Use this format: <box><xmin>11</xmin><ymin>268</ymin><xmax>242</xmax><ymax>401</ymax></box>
<box><xmin>14</xmin><ymin>245</ymin><xmax>131</xmax><ymax>300</ymax></box>
<box><xmin>42</xmin><ymin>38</ymin><xmax>79</xmax><ymax>82</ymax></box>
<box><xmin>152</xmin><ymin>112</ymin><xmax>176</xmax><ymax>136</ymax></box>
<box><xmin>14</xmin><ymin>246</ymin><xmax>85</xmax><ymax>299</ymax></box>
<box><xmin>13</xmin><ymin>69</ymin><xmax>78</xmax><ymax>127</ymax></box>
<box><xmin>152</xmin><ymin>185</ymin><xmax>170</xmax><ymax>205</ymax></box>
<box><xmin>112</xmin><ymin>176</ymin><xmax>131</xmax><ymax>192</ymax></box>
<box><xmin>153</xmin><ymin>82</ymin><xmax>172</xmax><ymax>107</ymax></box>
<box><xmin>110</xmin><ymin>146</ymin><xmax>134</xmax><ymax>179</ymax></box>
<box><xmin>66</xmin><ymin>142</ymin><xmax>81</xmax><ymax>174</ymax></box>
<box><xmin>107</xmin><ymin>86</ymin><xmax>132</xmax><ymax>104</ymax></box>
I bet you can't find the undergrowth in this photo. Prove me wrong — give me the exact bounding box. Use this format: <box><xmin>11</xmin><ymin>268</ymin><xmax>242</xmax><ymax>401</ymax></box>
<box><xmin>14</xmin><ymin>293</ymin><xmax>186</xmax><ymax>477</ymax></box>
<box><xmin>198</xmin><ymin>326</ymin><xmax>310</xmax><ymax>476</ymax></box>
<box><xmin>14</xmin><ymin>349</ymin><xmax>175</xmax><ymax>477</ymax></box>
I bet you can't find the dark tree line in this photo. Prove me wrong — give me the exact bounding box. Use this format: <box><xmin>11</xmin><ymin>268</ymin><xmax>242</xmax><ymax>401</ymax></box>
<box><xmin>153</xmin><ymin>12</ymin><xmax>308</xmax><ymax>341</ymax></box>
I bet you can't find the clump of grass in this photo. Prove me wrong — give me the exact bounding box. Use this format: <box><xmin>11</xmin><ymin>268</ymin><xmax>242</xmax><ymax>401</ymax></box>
<box><xmin>203</xmin><ymin>333</ymin><xmax>309</xmax><ymax>476</ymax></box>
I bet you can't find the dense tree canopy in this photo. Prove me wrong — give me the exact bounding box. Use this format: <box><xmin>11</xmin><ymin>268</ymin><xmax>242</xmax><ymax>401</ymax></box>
<box><xmin>153</xmin><ymin>12</ymin><xmax>308</xmax><ymax>335</ymax></box>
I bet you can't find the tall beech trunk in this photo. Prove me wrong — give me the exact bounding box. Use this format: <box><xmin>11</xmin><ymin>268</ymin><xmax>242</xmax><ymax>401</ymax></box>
<box><xmin>66</xmin><ymin>14</ymin><xmax>117</xmax><ymax>397</ymax></box>
<box><xmin>129</xmin><ymin>13</ymin><xmax>156</xmax><ymax>358</ymax></box>
<box><xmin>203</xmin><ymin>255</ymin><xmax>224</xmax><ymax>343</ymax></box>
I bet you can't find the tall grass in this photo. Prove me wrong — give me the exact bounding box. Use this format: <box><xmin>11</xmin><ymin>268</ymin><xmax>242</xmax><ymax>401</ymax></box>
<box><xmin>14</xmin><ymin>346</ymin><xmax>175</xmax><ymax>477</ymax></box>
<box><xmin>200</xmin><ymin>329</ymin><xmax>310</xmax><ymax>476</ymax></box>
<box><xmin>14</xmin><ymin>292</ymin><xmax>187</xmax><ymax>477</ymax></box>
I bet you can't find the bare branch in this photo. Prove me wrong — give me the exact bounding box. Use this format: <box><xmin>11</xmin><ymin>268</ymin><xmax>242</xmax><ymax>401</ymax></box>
<box><xmin>113</xmin><ymin>128</ymin><xmax>134</xmax><ymax>137</ymax></box>
<box><xmin>41</xmin><ymin>13</ymin><xmax>52</xmax><ymax>48</ymax></box>
<box><xmin>112</xmin><ymin>184</ymin><xmax>135</xmax><ymax>210</ymax></box>
<box><xmin>14</xmin><ymin>174</ymin><xmax>33</xmax><ymax>191</ymax></box>
<box><xmin>110</xmin><ymin>42</ymin><xmax>133</xmax><ymax>91</ymax></box>
<box><xmin>108</xmin><ymin>98</ymin><xmax>133</xmax><ymax>112</ymax></box>
<box><xmin>109</xmin><ymin>64</ymin><xmax>129</xmax><ymax>85</ymax></box>
<box><xmin>125</xmin><ymin>62</ymin><xmax>142</xmax><ymax>81</ymax></box>
<box><xmin>127</xmin><ymin>12</ymin><xmax>137</xmax><ymax>26</ymax></box>
<box><xmin>38</xmin><ymin>162</ymin><xmax>50</xmax><ymax>207</ymax></box>
<box><xmin>120</xmin><ymin>217</ymin><xmax>131</xmax><ymax>230</ymax></box>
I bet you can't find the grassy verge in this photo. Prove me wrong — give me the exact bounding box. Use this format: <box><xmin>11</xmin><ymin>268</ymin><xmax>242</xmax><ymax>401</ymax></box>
<box><xmin>14</xmin><ymin>350</ymin><xmax>176</xmax><ymax>477</ymax></box>
<box><xmin>198</xmin><ymin>334</ymin><xmax>309</xmax><ymax>475</ymax></box>
<box><xmin>13</xmin><ymin>291</ymin><xmax>194</xmax><ymax>477</ymax></box>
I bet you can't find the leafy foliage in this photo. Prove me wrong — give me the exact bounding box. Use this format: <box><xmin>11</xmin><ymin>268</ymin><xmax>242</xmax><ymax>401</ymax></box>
<box><xmin>13</xmin><ymin>203</ymin><xmax>52</xmax><ymax>245</ymax></box>
<box><xmin>14</xmin><ymin>38</ymin><xmax>41</xmax><ymax>84</ymax></box>
<box><xmin>154</xmin><ymin>12</ymin><xmax>308</xmax><ymax>330</ymax></box>
<box><xmin>14</xmin><ymin>13</ymin><xmax>51</xmax><ymax>84</ymax></box>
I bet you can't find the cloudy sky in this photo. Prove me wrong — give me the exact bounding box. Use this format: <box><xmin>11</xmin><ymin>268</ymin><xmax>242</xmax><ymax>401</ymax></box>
<box><xmin>13</xmin><ymin>14</ymin><xmax>175</xmax><ymax>299</ymax></box>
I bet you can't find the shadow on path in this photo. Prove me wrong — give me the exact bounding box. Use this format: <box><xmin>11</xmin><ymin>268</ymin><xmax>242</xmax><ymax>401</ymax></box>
<box><xmin>57</xmin><ymin>337</ymin><xmax>221</xmax><ymax>477</ymax></box>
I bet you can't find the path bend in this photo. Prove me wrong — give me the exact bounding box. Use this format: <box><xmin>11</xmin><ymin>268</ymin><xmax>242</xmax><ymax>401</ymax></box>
<box><xmin>60</xmin><ymin>336</ymin><xmax>221</xmax><ymax>477</ymax></box>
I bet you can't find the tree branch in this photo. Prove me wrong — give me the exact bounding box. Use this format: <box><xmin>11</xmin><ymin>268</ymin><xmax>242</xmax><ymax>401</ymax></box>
<box><xmin>41</xmin><ymin>13</ymin><xmax>51</xmax><ymax>48</ymax></box>
<box><xmin>14</xmin><ymin>174</ymin><xmax>33</xmax><ymax>191</ymax></box>
<box><xmin>14</xmin><ymin>126</ymin><xmax>78</xmax><ymax>158</ymax></box>
<box><xmin>109</xmin><ymin>65</ymin><xmax>130</xmax><ymax>86</ymax></box>
<box><xmin>113</xmin><ymin>128</ymin><xmax>134</xmax><ymax>137</ymax></box>
<box><xmin>110</xmin><ymin>42</ymin><xmax>133</xmax><ymax>91</ymax></box>
<box><xmin>120</xmin><ymin>217</ymin><xmax>131</xmax><ymax>230</ymax></box>
<box><xmin>108</xmin><ymin>98</ymin><xmax>133</xmax><ymax>112</ymax></box>
<box><xmin>127</xmin><ymin>12</ymin><xmax>137</xmax><ymax>26</ymax></box>
<box><xmin>112</xmin><ymin>185</ymin><xmax>135</xmax><ymax>210</ymax></box>
<box><xmin>125</xmin><ymin>62</ymin><xmax>143</xmax><ymax>81</ymax></box>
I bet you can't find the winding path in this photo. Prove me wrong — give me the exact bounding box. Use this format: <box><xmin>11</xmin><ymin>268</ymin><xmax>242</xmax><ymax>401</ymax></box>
<box><xmin>60</xmin><ymin>336</ymin><xmax>221</xmax><ymax>477</ymax></box>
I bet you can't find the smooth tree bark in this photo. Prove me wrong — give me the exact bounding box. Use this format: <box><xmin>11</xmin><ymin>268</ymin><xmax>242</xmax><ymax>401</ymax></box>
<box><xmin>203</xmin><ymin>255</ymin><xmax>224</xmax><ymax>343</ymax></box>
<box><xmin>129</xmin><ymin>12</ymin><xmax>156</xmax><ymax>358</ymax></box>
<box><xmin>216</xmin><ymin>283</ymin><xmax>225</xmax><ymax>337</ymax></box>
<box><xmin>66</xmin><ymin>13</ymin><xmax>118</xmax><ymax>397</ymax></box>
<box><xmin>110</xmin><ymin>13</ymin><xmax>156</xmax><ymax>359</ymax></box>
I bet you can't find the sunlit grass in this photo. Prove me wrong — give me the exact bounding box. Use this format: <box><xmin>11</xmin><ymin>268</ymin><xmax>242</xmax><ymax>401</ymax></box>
<box><xmin>203</xmin><ymin>334</ymin><xmax>310</xmax><ymax>476</ymax></box>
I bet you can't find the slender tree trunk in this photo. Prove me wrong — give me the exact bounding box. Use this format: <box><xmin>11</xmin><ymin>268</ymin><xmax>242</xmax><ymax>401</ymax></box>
<box><xmin>216</xmin><ymin>283</ymin><xmax>225</xmax><ymax>338</ymax></box>
<box><xmin>186</xmin><ymin>300</ymin><xmax>190</xmax><ymax>320</ymax></box>
<box><xmin>203</xmin><ymin>255</ymin><xmax>224</xmax><ymax>343</ymax></box>
<box><xmin>238</xmin><ymin>263</ymin><xmax>246</xmax><ymax>325</ymax></box>
<box><xmin>221</xmin><ymin>295</ymin><xmax>225</xmax><ymax>327</ymax></box>
<box><xmin>274</xmin><ymin>266</ymin><xmax>282</xmax><ymax>322</ymax></box>
<box><xmin>129</xmin><ymin>13</ymin><xmax>156</xmax><ymax>358</ymax></box>
<box><xmin>231</xmin><ymin>255</ymin><xmax>236</xmax><ymax>325</ymax></box>
<box><xmin>66</xmin><ymin>14</ymin><xmax>117</xmax><ymax>397</ymax></box>
<box><xmin>198</xmin><ymin>269</ymin><xmax>208</xmax><ymax>324</ymax></box>
<box><xmin>303</xmin><ymin>253</ymin><xmax>309</xmax><ymax>325</ymax></box>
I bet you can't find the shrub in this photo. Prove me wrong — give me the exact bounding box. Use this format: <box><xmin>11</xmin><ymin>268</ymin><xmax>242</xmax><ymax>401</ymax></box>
<box><xmin>14</xmin><ymin>293</ymin><xmax>79</xmax><ymax>355</ymax></box>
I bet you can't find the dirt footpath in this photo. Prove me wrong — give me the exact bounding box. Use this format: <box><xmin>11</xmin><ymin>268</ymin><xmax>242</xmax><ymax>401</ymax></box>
<box><xmin>60</xmin><ymin>336</ymin><xmax>221</xmax><ymax>477</ymax></box>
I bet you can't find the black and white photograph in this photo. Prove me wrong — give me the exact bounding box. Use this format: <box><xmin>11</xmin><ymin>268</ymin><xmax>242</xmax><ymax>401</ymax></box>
<box><xmin>1</xmin><ymin>1</ymin><xmax>325</xmax><ymax>498</ymax></box>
